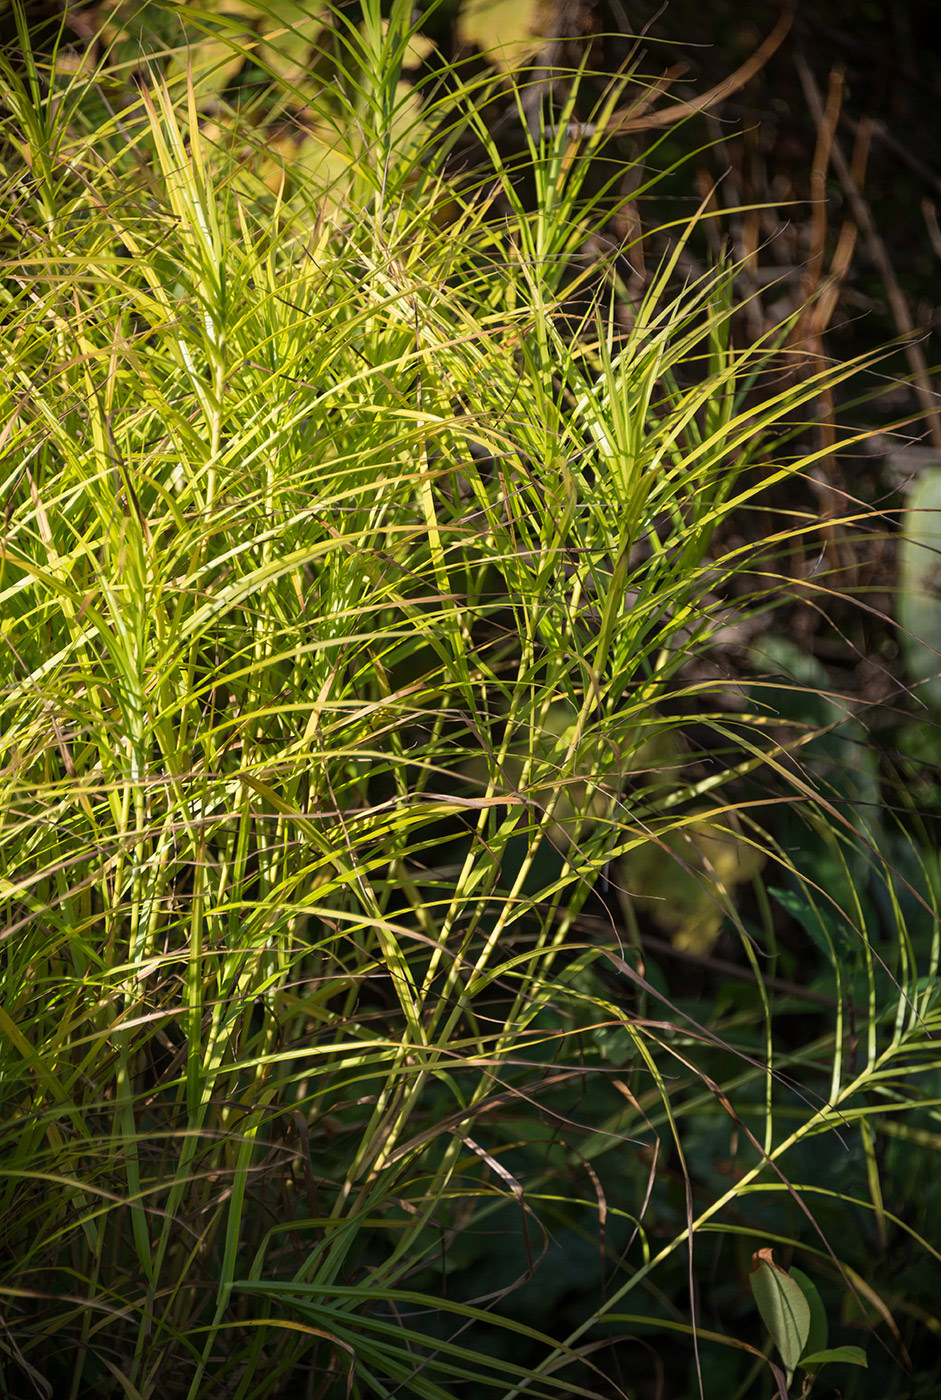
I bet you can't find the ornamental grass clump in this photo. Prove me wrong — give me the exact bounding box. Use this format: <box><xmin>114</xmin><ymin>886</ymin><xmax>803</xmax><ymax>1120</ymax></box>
<box><xmin>1</xmin><ymin>3</ymin><xmax>939</xmax><ymax>1398</ymax></box>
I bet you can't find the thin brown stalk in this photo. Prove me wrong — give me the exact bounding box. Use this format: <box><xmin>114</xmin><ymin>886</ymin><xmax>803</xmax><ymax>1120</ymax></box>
<box><xmin>608</xmin><ymin>6</ymin><xmax>795</xmax><ymax>135</ymax></box>
<box><xmin>796</xmin><ymin>53</ymin><xmax>941</xmax><ymax>451</ymax></box>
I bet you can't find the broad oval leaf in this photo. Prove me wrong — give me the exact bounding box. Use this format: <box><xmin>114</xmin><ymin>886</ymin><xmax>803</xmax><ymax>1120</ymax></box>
<box><xmin>749</xmin><ymin>1248</ymin><xmax>811</xmax><ymax>1379</ymax></box>
<box><xmin>789</xmin><ymin>1266</ymin><xmax>828</xmax><ymax>1360</ymax></box>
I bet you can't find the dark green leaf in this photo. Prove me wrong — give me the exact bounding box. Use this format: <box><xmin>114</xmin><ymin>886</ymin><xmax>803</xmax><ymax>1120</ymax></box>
<box><xmin>800</xmin><ymin>1346</ymin><xmax>868</xmax><ymax>1369</ymax></box>
<box><xmin>789</xmin><ymin>1267</ymin><xmax>828</xmax><ymax>1360</ymax></box>
<box><xmin>749</xmin><ymin>1248</ymin><xmax>811</xmax><ymax>1379</ymax></box>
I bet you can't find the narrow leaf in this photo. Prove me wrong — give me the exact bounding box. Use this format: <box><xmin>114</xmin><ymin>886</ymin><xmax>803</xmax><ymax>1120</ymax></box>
<box><xmin>800</xmin><ymin>1346</ymin><xmax>868</xmax><ymax>1370</ymax></box>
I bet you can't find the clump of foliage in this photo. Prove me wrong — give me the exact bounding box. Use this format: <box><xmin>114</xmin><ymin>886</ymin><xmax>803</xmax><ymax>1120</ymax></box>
<box><xmin>1</xmin><ymin>2</ymin><xmax>939</xmax><ymax>1398</ymax></box>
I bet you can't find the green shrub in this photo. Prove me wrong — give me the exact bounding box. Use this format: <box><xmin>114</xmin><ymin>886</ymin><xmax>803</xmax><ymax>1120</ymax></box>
<box><xmin>1</xmin><ymin>3</ymin><xmax>938</xmax><ymax>1397</ymax></box>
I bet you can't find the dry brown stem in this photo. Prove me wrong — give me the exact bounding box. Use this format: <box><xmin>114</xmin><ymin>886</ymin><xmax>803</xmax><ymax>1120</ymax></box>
<box><xmin>796</xmin><ymin>53</ymin><xmax>941</xmax><ymax>452</ymax></box>
<box><xmin>607</xmin><ymin>5</ymin><xmax>794</xmax><ymax>135</ymax></box>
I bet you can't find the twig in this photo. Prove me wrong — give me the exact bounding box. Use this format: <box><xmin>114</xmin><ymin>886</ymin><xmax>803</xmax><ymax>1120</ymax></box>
<box><xmin>846</xmin><ymin>113</ymin><xmax>941</xmax><ymax>197</ymax></box>
<box><xmin>814</xmin><ymin>117</ymin><xmax>871</xmax><ymax>334</ymax></box>
<box><xmin>791</xmin><ymin>66</ymin><xmax>853</xmax><ymax>561</ymax></box>
<box><xmin>803</xmin><ymin>65</ymin><xmax>844</xmax><ymax>304</ymax></box>
<box><xmin>796</xmin><ymin>53</ymin><xmax>941</xmax><ymax>451</ymax></box>
<box><xmin>607</xmin><ymin>5</ymin><xmax>795</xmax><ymax>135</ymax></box>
